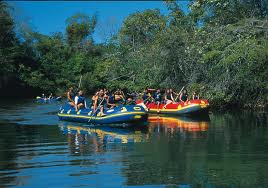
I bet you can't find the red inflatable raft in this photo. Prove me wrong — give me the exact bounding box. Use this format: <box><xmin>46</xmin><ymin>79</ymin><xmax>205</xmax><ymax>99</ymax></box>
<box><xmin>136</xmin><ymin>99</ymin><xmax>209</xmax><ymax>115</ymax></box>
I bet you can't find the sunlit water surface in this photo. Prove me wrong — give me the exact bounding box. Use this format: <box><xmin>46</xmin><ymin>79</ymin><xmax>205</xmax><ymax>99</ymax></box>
<box><xmin>0</xmin><ymin>99</ymin><xmax>267</xmax><ymax>188</ymax></box>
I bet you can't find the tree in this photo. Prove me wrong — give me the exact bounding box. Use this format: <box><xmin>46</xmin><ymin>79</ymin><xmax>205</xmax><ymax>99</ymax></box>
<box><xmin>119</xmin><ymin>9</ymin><xmax>166</xmax><ymax>48</ymax></box>
<box><xmin>66</xmin><ymin>13</ymin><xmax>97</xmax><ymax>46</ymax></box>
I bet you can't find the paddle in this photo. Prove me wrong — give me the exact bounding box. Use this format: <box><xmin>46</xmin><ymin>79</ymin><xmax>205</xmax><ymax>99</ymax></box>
<box><xmin>88</xmin><ymin>97</ymin><xmax>105</xmax><ymax>124</ymax></box>
<box><xmin>174</xmin><ymin>86</ymin><xmax>185</xmax><ymax>102</ymax></box>
<box><xmin>78</xmin><ymin>75</ymin><xmax>82</xmax><ymax>89</ymax></box>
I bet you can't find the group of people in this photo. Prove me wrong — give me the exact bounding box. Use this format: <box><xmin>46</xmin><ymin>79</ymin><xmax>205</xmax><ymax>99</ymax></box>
<box><xmin>142</xmin><ymin>88</ymin><xmax>199</xmax><ymax>108</ymax></box>
<box><xmin>67</xmin><ymin>87</ymin><xmax>129</xmax><ymax>116</ymax></box>
<box><xmin>41</xmin><ymin>93</ymin><xmax>54</xmax><ymax>100</ymax></box>
<box><xmin>66</xmin><ymin>87</ymin><xmax>200</xmax><ymax>115</ymax></box>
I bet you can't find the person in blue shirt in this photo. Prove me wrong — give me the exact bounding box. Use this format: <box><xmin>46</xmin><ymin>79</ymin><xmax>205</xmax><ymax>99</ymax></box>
<box><xmin>179</xmin><ymin>89</ymin><xmax>188</xmax><ymax>103</ymax></box>
<box><xmin>153</xmin><ymin>89</ymin><xmax>162</xmax><ymax>112</ymax></box>
<box><xmin>192</xmin><ymin>91</ymin><xmax>199</xmax><ymax>100</ymax></box>
<box><xmin>75</xmin><ymin>89</ymin><xmax>87</xmax><ymax>111</ymax></box>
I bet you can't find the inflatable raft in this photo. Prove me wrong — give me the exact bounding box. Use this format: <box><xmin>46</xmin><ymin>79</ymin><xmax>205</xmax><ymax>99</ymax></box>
<box><xmin>58</xmin><ymin>104</ymin><xmax>148</xmax><ymax>125</ymax></box>
<box><xmin>36</xmin><ymin>96</ymin><xmax>62</xmax><ymax>103</ymax></box>
<box><xmin>137</xmin><ymin>99</ymin><xmax>209</xmax><ymax>115</ymax></box>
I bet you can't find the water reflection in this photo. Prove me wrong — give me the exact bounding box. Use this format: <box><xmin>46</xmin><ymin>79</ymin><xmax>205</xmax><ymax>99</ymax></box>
<box><xmin>148</xmin><ymin>115</ymin><xmax>209</xmax><ymax>132</ymax></box>
<box><xmin>59</xmin><ymin>124</ymin><xmax>149</xmax><ymax>155</ymax></box>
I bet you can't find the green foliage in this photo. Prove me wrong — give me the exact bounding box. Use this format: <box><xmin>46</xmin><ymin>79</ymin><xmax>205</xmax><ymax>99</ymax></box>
<box><xmin>119</xmin><ymin>9</ymin><xmax>166</xmax><ymax>47</ymax></box>
<box><xmin>1</xmin><ymin>1</ymin><xmax>267</xmax><ymax>108</ymax></box>
<box><xmin>66</xmin><ymin>13</ymin><xmax>97</xmax><ymax>46</ymax></box>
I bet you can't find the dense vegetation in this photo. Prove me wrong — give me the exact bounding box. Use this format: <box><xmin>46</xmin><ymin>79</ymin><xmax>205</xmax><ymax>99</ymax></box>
<box><xmin>0</xmin><ymin>0</ymin><xmax>267</xmax><ymax>108</ymax></box>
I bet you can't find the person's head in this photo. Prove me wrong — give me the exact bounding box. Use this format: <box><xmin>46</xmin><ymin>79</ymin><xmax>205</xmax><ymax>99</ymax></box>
<box><xmin>183</xmin><ymin>89</ymin><xmax>187</xmax><ymax>94</ymax></box>
<box><xmin>169</xmin><ymin>88</ymin><xmax>173</xmax><ymax>93</ymax></box>
<box><xmin>166</xmin><ymin>89</ymin><xmax>170</xmax><ymax>94</ymax></box>
<box><xmin>157</xmin><ymin>89</ymin><xmax>161</xmax><ymax>93</ymax></box>
<box><xmin>115</xmin><ymin>89</ymin><xmax>120</xmax><ymax>95</ymax></box>
<box><xmin>78</xmin><ymin>90</ymin><xmax>83</xmax><ymax>96</ymax></box>
<box><xmin>99</xmin><ymin>89</ymin><xmax>104</xmax><ymax>96</ymax></box>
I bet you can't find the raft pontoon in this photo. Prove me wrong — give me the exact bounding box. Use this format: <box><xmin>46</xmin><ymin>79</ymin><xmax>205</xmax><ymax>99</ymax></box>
<box><xmin>58</xmin><ymin>104</ymin><xmax>148</xmax><ymax>125</ymax></box>
<box><xmin>137</xmin><ymin>99</ymin><xmax>209</xmax><ymax>115</ymax></box>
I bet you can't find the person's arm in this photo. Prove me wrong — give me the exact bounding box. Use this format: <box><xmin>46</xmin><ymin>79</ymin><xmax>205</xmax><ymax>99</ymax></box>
<box><xmin>84</xmin><ymin>99</ymin><xmax>88</xmax><ymax>109</ymax></box>
<box><xmin>179</xmin><ymin>93</ymin><xmax>183</xmax><ymax>102</ymax></box>
<box><xmin>93</xmin><ymin>96</ymin><xmax>98</xmax><ymax>112</ymax></box>
<box><xmin>192</xmin><ymin>95</ymin><xmax>195</xmax><ymax>100</ymax></box>
<box><xmin>171</xmin><ymin>94</ymin><xmax>175</xmax><ymax>102</ymax></box>
<box><xmin>67</xmin><ymin>92</ymin><xmax>72</xmax><ymax>102</ymax></box>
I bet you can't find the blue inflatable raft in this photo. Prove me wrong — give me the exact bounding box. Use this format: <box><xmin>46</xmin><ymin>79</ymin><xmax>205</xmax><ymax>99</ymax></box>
<box><xmin>36</xmin><ymin>96</ymin><xmax>62</xmax><ymax>103</ymax></box>
<box><xmin>58</xmin><ymin>104</ymin><xmax>148</xmax><ymax>125</ymax></box>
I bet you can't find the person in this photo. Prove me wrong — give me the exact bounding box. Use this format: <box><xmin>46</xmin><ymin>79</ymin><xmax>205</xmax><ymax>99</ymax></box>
<box><xmin>114</xmin><ymin>89</ymin><xmax>125</xmax><ymax>105</ymax></box>
<box><xmin>125</xmin><ymin>96</ymin><xmax>136</xmax><ymax>105</ymax></box>
<box><xmin>153</xmin><ymin>89</ymin><xmax>162</xmax><ymax>112</ymax></box>
<box><xmin>67</xmin><ymin>87</ymin><xmax>75</xmax><ymax>107</ymax></box>
<box><xmin>105</xmin><ymin>90</ymin><xmax>116</xmax><ymax>108</ymax></box>
<box><xmin>192</xmin><ymin>91</ymin><xmax>199</xmax><ymax>100</ymax></box>
<box><xmin>163</xmin><ymin>89</ymin><xmax>174</xmax><ymax>109</ymax></box>
<box><xmin>179</xmin><ymin>89</ymin><xmax>188</xmax><ymax>102</ymax></box>
<box><xmin>142</xmin><ymin>89</ymin><xmax>154</xmax><ymax>105</ymax></box>
<box><xmin>48</xmin><ymin>93</ymin><xmax>53</xmax><ymax>99</ymax></box>
<box><xmin>170</xmin><ymin>88</ymin><xmax>181</xmax><ymax>102</ymax></box>
<box><xmin>91</xmin><ymin>91</ymin><xmax>99</xmax><ymax>109</ymax></box>
<box><xmin>75</xmin><ymin>89</ymin><xmax>87</xmax><ymax>111</ymax></box>
<box><xmin>93</xmin><ymin>89</ymin><xmax>106</xmax><ymax>116</ymax></box>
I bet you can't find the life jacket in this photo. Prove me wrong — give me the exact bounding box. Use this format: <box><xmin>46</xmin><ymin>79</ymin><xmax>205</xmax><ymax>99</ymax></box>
<box><xmin>77</xmin><ymin>95</ymin><xmax>85</xmax><ymax>104</ymax></box>
<box><xmin>166</xmin><ymin>93</ymin><xmax>172</xmax><ymax>100</ymax></box>
<box><xmin>181</xmin><ymin>94</ymin><xmax>188</xmax><ymax>102</ymax></box>
<box><xmin>142</xmin><ymin>93</ymin><xmax>149</xmax><ymax>101</ymax></box>
<box><xmin>109</xmin><ymin>95</ymin><xmax>115</xmax><ymax>104</ymax></box>
<box><xmin>97</xmin><ymin>96</ymin><xmax>105</xmax><ymax>106</ymax></box>
<box><xmin>153</xmin><ymin>92</ymin><xmax>162</xmax><ymax>101</ymax></box>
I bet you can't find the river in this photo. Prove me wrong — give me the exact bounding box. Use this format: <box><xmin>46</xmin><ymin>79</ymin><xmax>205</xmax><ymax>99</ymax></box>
<box><xmin>0</xmin><ymin>99</ymin><xmax>267</xmax><ymax>187</ymax></box>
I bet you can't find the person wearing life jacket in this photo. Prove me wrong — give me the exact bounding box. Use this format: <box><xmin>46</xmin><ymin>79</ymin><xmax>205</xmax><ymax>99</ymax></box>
<box><xmin>142</xmin><ymin>88</ymin><xmax>154</xmax><ymax>105</ymax></box>
<box><xmin>114</xmin><ymin>89</ymin><xmax>125</xmax><ymax>105</ymax></box>
<box><xmin>75</xmin><ymin>89</ymin><xmax>87</xmax><ymax>111</ymax></box>
<box><xmin>179</xmin><ymin>89</ymin><xmax>188</xmax><ymax>102</ymax></box>
<box><xmin>192</xmin><ymin>91</ymin><xmax>199</xmax><ymax>100</ymax></box>
<box><xmin>67</xmin><ymin>87</ymin><xmax>75</xmax><ymax>107</ymax></box>
<box><xmin>153</xmin><ymin>89</ymin><xmax>162</xmax><ymax>112</ymax></box>
<box><xmin>93</xmin><ymin>89</ymin><xmax>106</xmax><ymax>116</ymax></box>
<box><xmin>105</xmin><ymin>90</ymin><xmax>116</xmax><ymax>108</ymax></box>
<box><xmin>163</xmin><ymin>89</ymin><xmax>174</xmax><ymax>109</ymax></box>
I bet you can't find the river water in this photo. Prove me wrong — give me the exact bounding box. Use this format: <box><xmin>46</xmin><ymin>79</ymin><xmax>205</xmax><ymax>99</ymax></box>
<box><xmin>0</xmin><ymin>99</ymin><xmax>267</xmax><ymax>188</ymax></box>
